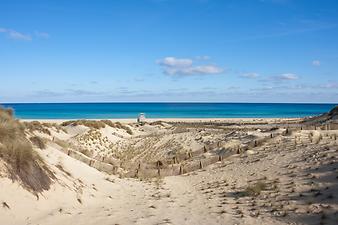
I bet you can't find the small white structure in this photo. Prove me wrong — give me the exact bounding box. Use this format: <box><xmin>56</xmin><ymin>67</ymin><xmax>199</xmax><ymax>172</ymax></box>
<box><xmin>137</xmin><ymin>113</ymin><xmax>146</xmax><ymax>123</ymax></box>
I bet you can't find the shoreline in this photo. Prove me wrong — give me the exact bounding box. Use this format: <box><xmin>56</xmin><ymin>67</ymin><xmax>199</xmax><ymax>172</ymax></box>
<box><xmin>20</xmin><ymin>117</ymin><xmax>302</xmax><ymax>124</ymax></box>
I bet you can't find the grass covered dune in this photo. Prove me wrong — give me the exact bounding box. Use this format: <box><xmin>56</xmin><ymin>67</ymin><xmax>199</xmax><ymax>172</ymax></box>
<box><xmin>0</xmin><ymin>107</ymin><xmax>53</xmax><ymax>193</ymax></box>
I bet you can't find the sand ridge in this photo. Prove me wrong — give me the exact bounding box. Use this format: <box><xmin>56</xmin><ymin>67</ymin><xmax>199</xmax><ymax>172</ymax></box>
<box><xmin>1</xmin><ymin>117</ymin><xmax>338</xmax><ymax>225</ymax></box>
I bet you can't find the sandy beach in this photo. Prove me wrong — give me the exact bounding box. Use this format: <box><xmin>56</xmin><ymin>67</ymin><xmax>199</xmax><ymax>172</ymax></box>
<box><xmin>21</xmin><ymin>117</ymin><xmax>301</xmax><ymax>124</ymax></box>
<box><xmin>1</xmin><ymin>107</ymin><xmax>338</xmax><ymax>225</ymax></box>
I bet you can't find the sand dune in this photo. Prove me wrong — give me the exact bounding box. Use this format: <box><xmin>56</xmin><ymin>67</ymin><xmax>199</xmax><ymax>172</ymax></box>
<box><xmin>1</xmin><ymin>113</ymin><xmax>338</xmax><ymax>225</ymax></box>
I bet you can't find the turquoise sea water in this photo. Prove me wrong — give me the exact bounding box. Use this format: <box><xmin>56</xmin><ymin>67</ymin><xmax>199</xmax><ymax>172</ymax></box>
<box><xmin>1</xmin><ymin>103</ymin><xmax>336</xmax><ymax>119</ymax></box>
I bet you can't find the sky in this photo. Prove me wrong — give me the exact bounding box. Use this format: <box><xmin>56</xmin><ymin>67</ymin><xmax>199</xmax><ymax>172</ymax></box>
<box><xmin>0</xmin><ymin>0</ymin><xmax>338</xmax><ymax>103</ymax></box>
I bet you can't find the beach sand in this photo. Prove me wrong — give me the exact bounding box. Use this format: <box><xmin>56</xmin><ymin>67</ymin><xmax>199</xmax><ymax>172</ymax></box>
<box><xmin>1</xmin><ymin>117</ymin><xmax>337</xmax><ymax>225</ymax></box>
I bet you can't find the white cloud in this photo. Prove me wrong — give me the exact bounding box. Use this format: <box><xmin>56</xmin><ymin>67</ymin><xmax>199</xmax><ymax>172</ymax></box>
<box><xmin>157</xmin><ymin>57</ymin><xmax>192</xmax><ymax>67</ymax></box>
<box><xmin>312</xmin><ymin>60</ymin><xmax>321</xmax><ymax>66</ymax></box>
<box><xmin>35</xmin><ymin>31</ymin><xmax>50</xmax><ymax>39</ymax></box>
<box><xmin>157</xmin><ymin>56</ymin><xmax>223</xmax><ymax>76</ymax></box>
<box><xmin>241</xmin><ymin>72</ymin><xmax>259</xmax><ymax>79</ymax></box>
<box><xmin>319</xmin><ymin>82</ymin><xmax>338</xmax><ymax>89</ymax></box>
<box><xmin>0</xmin><ymin>27</ymin><xmax>32</xmax><ymax>41</ymax></box>
<box><xmin>276</xmin><ymin>73</ymin><xmax>299</xmax><ymax>80</ymax></box>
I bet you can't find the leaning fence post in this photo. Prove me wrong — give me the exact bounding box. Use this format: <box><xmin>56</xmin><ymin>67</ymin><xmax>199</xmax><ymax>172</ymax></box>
<box><xmin>203</xmin><ymin>146</ymin><xmax>207</xmax><ymax>153</ymax></box>
<box><xmin>199</xmin><ymin>161</ymin><xmax>203</xmax><ymax>169</ymax></box>
<box><xmin>179</xmin><ymin>165</ymin><xmax>183</xmax><ymax>175</ymax></box>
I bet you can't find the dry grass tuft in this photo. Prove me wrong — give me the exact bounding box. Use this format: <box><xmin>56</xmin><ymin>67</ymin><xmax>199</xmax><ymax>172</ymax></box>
<box><xmin>61</xmin><ymin>119</ymin><xmax>133</xmax><ymax>134</ymax></box>
<box><xmin>243</xmin><ymin>181</ymin><xmax>267</xmax><ymax>196</ymax></box>
<box><xmin>23</xmin><ymin>121</ymin><xmax>51</xmax><ymax>135</ymax></box>
<box><xmin>105</xmin><ymin>121</ymin><xmax>133</xmax><ymax>135</ymax></box>
<box><xmin>30</xmin><ymin>136</ymin><xmax>46</xmax><ymax>149</ymax></box>
<box><xmin>56</xmin><ymin>164</ymin><xmax>72</xmax><ymax>177</ymax></box>
<box><xmin>0</xmin><ymin>106</ymin><xmax>54</xmax><ymax>193</ymax></box>
<box><xmin>61</xmin><ymin>120</ymin><xmax>106</xmax><ymax>129</ymax></box>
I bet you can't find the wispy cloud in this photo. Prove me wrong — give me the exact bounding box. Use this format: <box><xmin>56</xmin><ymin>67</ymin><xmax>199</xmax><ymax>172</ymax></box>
<box><xmin>34</xmin><ymin>89</ymin><xmax>105</xmax><ymax>97</ymax></box>
<box><xmin>312</xmin><ymin>60</ymin><xmax>321</xmax><ymax>66</ymax></box>
<box><xmin>319</xmin><ymin>82</ymin><xmax>338</xmax><ymax>89</ymax></box>
<box><xmin>157</xmin><ymin>57</ymin><xmax>223</xmax><ymax>76</ymax></box>
<box><xmin>240</xmin><ymin>72</ymin><xmax>259</xmax><ymax>79</ymax></box>
<box><xmin>0</xmin><ymin>27</ymin><xmax>50</xmax><ymax>41</ymax></box>
<box><xmin>274</xmin><ymin>73</ymin><xmax>299</xmax><ymax>80</ymax></box>
<box><xmin>0</xmin><ymin>27</ymin><xmax>32</xmax><ymax>41</ymax></box>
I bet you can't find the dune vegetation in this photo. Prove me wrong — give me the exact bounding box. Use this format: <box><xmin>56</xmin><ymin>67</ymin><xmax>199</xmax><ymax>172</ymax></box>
<box><xmin>61</xmin><ymin>119</ymin><xmax>133</xmax><ymax>134</ymax></box>
<box><xmin>0</xmin><ymin>107</ymin><xmax>53</xmax><ymax>193</ymax></box>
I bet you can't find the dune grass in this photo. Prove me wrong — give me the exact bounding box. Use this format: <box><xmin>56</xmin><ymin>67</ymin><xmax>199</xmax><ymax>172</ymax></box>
<box><xmin>243</xmin><ymin>181</ymin><xmax>267</xmax><ymax>196</ymax></box>
<box><xmin>0</xmin><ymin>106</ymin><xmax>53</xmax><ymax>193</ymax></box>
<box><xmin>29</xmin><ymin>136</ymin><xmax>46</xmax><ymax>149</ymax></box>
<box><xmin>61</xmin><ymin>119</ymin><xmax>133</xmax><ymax>134</ymax></box>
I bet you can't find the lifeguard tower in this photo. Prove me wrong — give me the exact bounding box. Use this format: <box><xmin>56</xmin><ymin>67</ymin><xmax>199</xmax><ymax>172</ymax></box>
<box><xmin>137</xmin><ymin>113</ymin><xmax>146</xmax><ymax>123</ymax></box>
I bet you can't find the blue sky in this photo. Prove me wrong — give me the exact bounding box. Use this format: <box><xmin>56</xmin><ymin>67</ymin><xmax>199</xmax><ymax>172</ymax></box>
<box><xmin>0</xmin><ymin>0</ymin><xmax>338</xmax><ymax>103</ymax></box>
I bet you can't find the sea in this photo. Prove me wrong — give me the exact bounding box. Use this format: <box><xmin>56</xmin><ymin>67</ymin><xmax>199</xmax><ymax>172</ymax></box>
<box><xmin>0</xmin><ymin>103</ymin><xmax>336</xmax><ymax>119</ymax></box>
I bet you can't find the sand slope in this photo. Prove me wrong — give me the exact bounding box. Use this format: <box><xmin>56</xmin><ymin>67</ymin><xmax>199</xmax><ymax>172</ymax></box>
<box><xmin>1</xmin><ymin>119</ymin><xmax>338</xmax><ymax>225</ymax></box>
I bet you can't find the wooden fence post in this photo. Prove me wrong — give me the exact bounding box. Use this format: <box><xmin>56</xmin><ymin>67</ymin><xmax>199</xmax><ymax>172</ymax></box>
<box><xmin>203</xmin><ymin>146</ymin><xmax>207</xmax><ymax>153</ymax></box>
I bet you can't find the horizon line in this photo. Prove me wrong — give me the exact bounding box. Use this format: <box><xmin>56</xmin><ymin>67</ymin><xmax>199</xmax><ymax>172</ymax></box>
<box><xmin>1</xmin><ymin>101</ymin><xmax>337</xmax><ymax>104</ymax></box>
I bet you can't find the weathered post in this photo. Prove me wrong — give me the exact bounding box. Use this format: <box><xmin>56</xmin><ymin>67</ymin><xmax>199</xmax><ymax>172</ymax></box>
<box><xmin>203</xmin><ymin>146</ymin><xmax>207</xmax><ymax>153</ymax></box>
<box><xmin>199</xmin><ymin>161</ymin><xmax>203</xmax><ymax>169</ymax></box>
<box><xmin>188</xmin><ymin>152</ymin><xmax>192</xmax><ymax>158</ymax></box>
